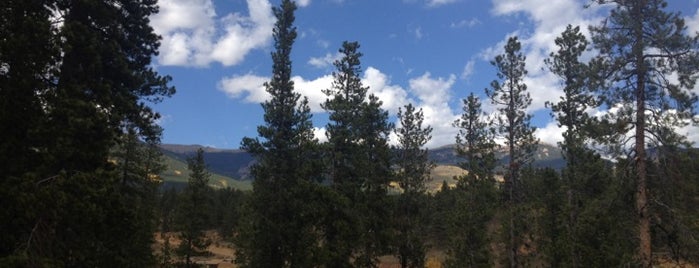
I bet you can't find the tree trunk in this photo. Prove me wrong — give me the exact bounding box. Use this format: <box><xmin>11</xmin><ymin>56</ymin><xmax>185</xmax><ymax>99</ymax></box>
<box><xmin>633</xmin><ymin>1</ymin><xmax>651</xmax><ymax>266</ymax></box>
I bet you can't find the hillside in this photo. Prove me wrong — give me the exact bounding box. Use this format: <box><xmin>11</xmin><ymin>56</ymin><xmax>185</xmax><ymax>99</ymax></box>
<box><xmin>158</xmin><ymin>143</ymin><xmax>565</xmax><ymax>192</ymax></box>
<box><xmin>159</xmin><ymin>150</ymin><xmax>252</xmax><ymax>191</ymax></box>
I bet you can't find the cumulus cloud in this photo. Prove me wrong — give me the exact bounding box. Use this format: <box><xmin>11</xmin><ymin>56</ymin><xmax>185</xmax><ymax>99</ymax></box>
<box><xmin>297</xmin><ymin>0</ymin><xmax>311</xmax><ymax>7</ymax></box>
<box><xmin>687</xmin><ymin>9</ymin><xmax>699</xmax><ymax>36</ymax></box>
<box><xmin>150</xmin><ymin>0</ymin><xmax>274</xmax><ymax>67</ymax></box>
<box><xmin>308</xmin><ymin>52</ymin><xmax>342</xmax><ymax>68</ymax></box>
<box><xmin>292</xmin><ymin>75</ymin><xmax>334</xmax><ymax>112</ymax></box>
<box><xmin>220</xmin><ymin>68</ymin><xmax>467</xmax><ymax>148</ymax></box>
<box><xmin>218</xmin><ymin>74</ymin><xmax>269</xmax><ymax>103</ymax></box>
<box><xmin>408</xmin><ymin>72</ymin><xmax>459</xmax><ymax>148</ymax></box>
<box><xmin>313</xmin><ymin>127</ymin><xmax>328</xmax><ymax>143</ymax></box>
<box><xmin>364</xmin><ymin>67</ymin><xmax>411</xmax><ymax>113</ymax></box>
<box><xmin>481</xmin><ymin>0</ymin><xmax>602</xmax><ymax>115</ymax></box>
<box><xmin>219</xmin><ymin>67</ymin><xmax>410</xmax><ymax>114</ymax></box>
<box><xmin>535</xmin><ymin>121</ymin><xmax>565</xmax><ymax>145</ymax></box>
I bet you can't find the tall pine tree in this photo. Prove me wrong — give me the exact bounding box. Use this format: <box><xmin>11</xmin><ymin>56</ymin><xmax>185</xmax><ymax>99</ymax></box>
<box><xmin>545</xmin><ymin>24</ymin><xmax>620</xmax><ymax>266</ymax></box>
<box><xmin>1</xmin><ymin>0</ymin><xmax>173</xmax><ymax>265</ymax></box>
<box><xmin>237</xmin><ymin>1</ymin><xmax>322</xmax><ymax>267</ymax></box>
<box><xmin>177</xmin><ymin>148</ymin><xmax>212</xmax><ymax>267</ymax></box>
<box><xmin>486</xmin><ymin>36</ymin><xmax>539</xmax><ymax>268</ymax></box>
<box><xmin>393</xmin><ymin>103</ymin><xmax>434</xmax><ymax>268</ymax></box>
<box><xmin>446</xmin><ymin>93</ymin><xmax>498</xmax><ymax>267</ymax></box>
<box><xmin>589</xmin><ymin>1</ymin><xmax>699</xmax><ymax>266</ymax></box>
<box><xmin>321</xmin><ymin>41</ymin><xmax>394</xmax><ymax>267</ymax></box>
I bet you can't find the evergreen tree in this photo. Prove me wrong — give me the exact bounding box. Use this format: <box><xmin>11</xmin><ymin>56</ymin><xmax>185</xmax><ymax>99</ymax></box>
<box><xmin>446</xmin><ymin>93</ymin><xmax>498</xmax><ymax>267</ymax></box>
<box><xmin>321</xmin><ymin>41</ymin><xmax>394</xmax><ymax>267</ymax></box>
<box><xmin>320</xmin><ymin>41</ymin><xmax>370</xmax><ymax>268</ymax></box>
<box><xmin>454</xmin><ymin>93</ymin><xmax>497</xmax><ymax>183</ymax></box>
<box><xmin>393</xmin><ymin>103</ymin><xmax>434</xmax><ymax>268</ymax></box>
<box><xmin>237</xmin><ymin>1</ymin><xmax>323</xmax><ymax>266</ymax></box>
<box><xmin>176</xmin><ymin>148</ymin><xmax>212</xmax><ymax>267</ymax></box>
<box><xmin>0</xmin><ymin>1</ymin><xmax>56</xmax><ymax>264</ymax></box>
<box><xmin>544</xmin><ymin>24</ymin><xmax>621</xmax><ymax>266</ymax></box>
<box><xmin>1</xmin><ymin>0</ymin><xmax>173</xmax><ymax>265</ymax></box>
<box><xmin>589</xmin><ymin>1</ymin><xmax>699</xmax><ymax>265</ymax></box>
<box><xmin>485</xmin><ymin>36</ymin><xmax>539</xmax><ymax>268</ymax></box>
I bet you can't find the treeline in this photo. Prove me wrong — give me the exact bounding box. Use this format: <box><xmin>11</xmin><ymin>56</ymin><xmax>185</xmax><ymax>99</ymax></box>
<box><xmin>227</xmin><ymin>0</ymin><xmax>699</xmax><ymax>268</ymax></box>
<box><xmin>3</xmin><ymin>0</ymin><xmax>699</xmax><ymax>267</ymax></box>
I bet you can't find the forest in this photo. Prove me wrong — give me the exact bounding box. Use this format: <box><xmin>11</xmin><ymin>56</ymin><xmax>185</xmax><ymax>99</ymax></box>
<box><xmin>1</xmin><ymin>0</ymin><xmax>699</xmax><ymax>267</ymax></box>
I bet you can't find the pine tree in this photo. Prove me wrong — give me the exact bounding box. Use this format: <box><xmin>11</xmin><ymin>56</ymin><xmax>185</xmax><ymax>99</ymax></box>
<box><xmin>589</xmin><ymin>1</ymin><xmax>699</xmax><ymax>265</ymax></box>
<box><xmin>454</xmin><ymin>93</ymin><xmax>497</xmax><ymax>183</ymax></box>
<box><xmin>321</xmin><ymin>41</ymin><xmax>394</xmax><ymax>267</ymax></box>
<box><xmin>394</xmin><ymin>103</ymin><xmax>434</xmax><ymax>268</ymax></box>
<box><xmin>544</xmin><ymin>24</ymin><xmax>620</xmax><ymax>266</ymax></box>
<box><xmin>485</xmin><ymin>36</ymin><xmax>539</xmax><ymax>268</ymax></box>
<box><xmin>318</xmin><ymin>42</ymin><xmax>367</xmax><ymax>268</ymax></box>
<box><xmin>177</xmin><ymin>148</ymin><xmax>212</xmax><ymax>267</ymax></box>
<box><xmin>446</xmin><ymin>93</ymin><xmax>498</xmax><ymax>267</ymax></box>
<box><xmin>237</xmin><ymin>1</ymin><xmax>322</xmax><ymax>266</ymax></box>
<box><xmin>1</xmin><ymin>0</ymin><xmax>173</xmax><ymax>265</ymax></box>
<box><xmin>0</xmin><ymin>1</ymin><xmax>56</xmax><ymax>264</ymax></box>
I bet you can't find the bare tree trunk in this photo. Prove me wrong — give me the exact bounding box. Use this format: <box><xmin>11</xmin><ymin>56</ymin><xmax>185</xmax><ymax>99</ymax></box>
<box><xmin>633</xmin><ymin>1</ymin><xmax>651</xmax><ymax>266</ymax></box>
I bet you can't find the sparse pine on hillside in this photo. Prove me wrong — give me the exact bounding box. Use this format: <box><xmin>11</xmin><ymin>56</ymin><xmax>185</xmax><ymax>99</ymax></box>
<box><xmin>486</xmin><ymin>36</ymin><xmax>539</xmax><ymax>267</ymax></box>
<box><xmin>394</xmin><ymin>103</ymin><xmax>434</xmax><ymax>268</ymax></box>
<box><xmin>589</xmin><ymin>0</ymin><xmax>699</xmax><ymax>265</ymax></box>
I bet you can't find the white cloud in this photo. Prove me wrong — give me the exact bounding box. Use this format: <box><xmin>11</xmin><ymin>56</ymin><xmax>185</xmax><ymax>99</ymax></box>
<box><xmin>461</xmin><ymin>59</ymin><xmax>476</xmax><ymax>80</ymax></box>
<box><xmin>687</xmin><ymin>9</ymin><xmax>699</xmax><ymax>36</ymax></box>
<box><xmin>364</xmin><ymin>67</ymin><xmax>411</xmax><ymax>113</ymax></box>
<box><xmin>150</xmin><ymin>0</ymin><xmax>274</xmax><ymax>67</ymax></box>
<box><xmin>218</xmin><ymin>73</ymin><xmax>269</xmax><ymax>102</ymax></box>
<box><xmin>482</xmin><ymin>0</ymin><xmax>602</xmax><ymax>115</ymax></box>
<box><xmin>535</xmin><ymin>121</ymin><xmax>565</xmax><ymax>145</ymax></box>
<box><xmin>297</xmin><ymin>0</ymin><xmax>311</xmax><ymax>7</ymax></box>
<box><xmin>308</xmin><ymin>52</ymin><xmax>342</xmax><ymax>68</ymax></box>
<box><xmin>313</xmin><ymin>127</ymin><xmax>328</xmax><ymax>143</ymax></box>
<box><xmin>523</xmin><ymin>72</ymin><xmax>563</xmax><ymax>112</ymax></box>
<box><xmin>408</xmin><ymin>72</ymin><xmax>459</xmax><ymax>148</ymax></box>
<box><xmin>426</xmin><ymin>0</ymin><xmax>458</xmax><ymax>8</ymax></box>
<box><xmin>220</xmin><ymin>68</ymin><xmax>469</xmax><ymax>148</ymax></box>
<box><xmin>451</xmin><ymin>18</ymin><xmax>481</xmax><ymax>28</ymax></box>
<box><xmin>292</xmin><ymin>75</ymin><xmax>334</xmax><ymax>112</ymax></box>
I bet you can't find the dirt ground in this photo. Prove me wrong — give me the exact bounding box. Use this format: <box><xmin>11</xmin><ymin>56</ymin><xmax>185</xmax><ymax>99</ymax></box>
<box><xmin>153</xmin><ymin>231</ymin><xmax>446</xmax><ymax>268</ymax></box>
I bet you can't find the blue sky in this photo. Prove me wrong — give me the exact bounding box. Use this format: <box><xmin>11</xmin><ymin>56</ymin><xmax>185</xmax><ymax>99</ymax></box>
<box><xmin>149</xmin><ymin>0</ymin><xmax>699</xmax><ymax>149</ymax></box>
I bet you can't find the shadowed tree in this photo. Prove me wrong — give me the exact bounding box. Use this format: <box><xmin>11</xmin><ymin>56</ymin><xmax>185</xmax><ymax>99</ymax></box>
<box><xmin>176</xmin><ymin>148</ymin><xmax>212</xmax><ymax>268</ymax></box>
<box><xmin>589</xmin><ymin>0</ymin><xmax>699</xmax><ymax>266</ymax></box>
<box><xmin>1</xmin><ymin>0</ymin><xmax>174</xmax><ymax>266</ymax></box>
<box><xmin>236</xmin><ymin>0</ymin><xmax>323</xmax><ymax>267</ymax></box>
<box><xmin>393</xmin><ymin>103</ymin><xmax>434</xmax><ymax>268</ymax></box>
<box><xmin>446</xmin><ymin>93</ymin><xmax>498</xmax><ymax>267</ymax></box>
<box><xmin>321</xmin><ymin>41</ymin><xmax>394</xmax><ymax>267</ymax></box>
<box><xmin>486</xmin><ymin>36</ymin><xmax>538</xmax><ymax>268</ymax></box>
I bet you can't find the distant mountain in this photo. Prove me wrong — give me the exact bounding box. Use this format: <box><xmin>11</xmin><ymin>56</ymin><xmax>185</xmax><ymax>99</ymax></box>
<box><xmin>160</xmin><ymin>144</ymin><xmax>254</xmax><ymax>180</ymax></box>
<box><xmin>158</xmin><ymin>143</ymin><xmax>567</xmax><ymax>188</ymax></box>
<box><xmin>428</xmin><ymin>143</ymin><xmax>565</xmax><ymax>170</ymax></box>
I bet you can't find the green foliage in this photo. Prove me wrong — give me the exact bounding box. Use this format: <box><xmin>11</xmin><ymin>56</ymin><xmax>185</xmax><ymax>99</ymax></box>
<box><xmin>1</xmin><ymin>1</ymin><xmax>173</xmax><ymax>265</ymax></box>
<box><xmin>319</xmin><ymin>40</ymin><xmax>394</xmax><ymax>268</ymax></box>
<box><xmin>454</xmin><ymin>93</ymin><xmax>497</xmax><ymax>183</ymax></box>
<box><xmin>486</xmin><ymin>36</ymin><xmax>538</xmax><ymax>267</ymax></box>
<box><xmin>236</xmin><ymin>1</ymin><xmax>324</xmax><ymax>267</ymax></box>
<box><xmin>589</xmin><ymin>0</ymin><xmax>699</xmax><ymax>265</ymax></box>
<box><xmin>176</xmin><ymin>148</ymin><xmax>213</xmax><ymax>266</ymax></box>
<box><xmin>445</xmin><ymin>93</ymin><xmax>498</xmax><ymax>267</ymax></box>
<box><xmin>393</xmin><ymin>103</ymin><xmax>434</xmax><ymax>268</ymax></box>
